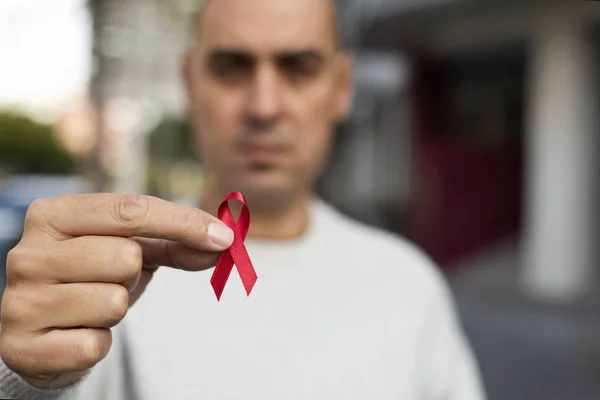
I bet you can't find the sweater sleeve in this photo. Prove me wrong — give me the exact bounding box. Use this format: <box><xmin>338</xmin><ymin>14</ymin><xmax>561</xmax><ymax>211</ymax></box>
<box><xmin>415</xmin><ymin>267</ymin><xmax>487</xmax><ymax>400</ymax></box>
<box><xmin>0</xmin><ymin>323</ymin><xmax>134</xmax><ymax>400</ymax></box>
<box><xmin>0</xmin><ymin>364</ymin><xmax>81</xmax><ymax>400</ymax></box>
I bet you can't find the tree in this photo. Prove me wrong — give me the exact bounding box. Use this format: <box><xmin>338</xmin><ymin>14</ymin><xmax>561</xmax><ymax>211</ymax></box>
<box><xmin>0</xmin><ymin>110</ymin><xmax>77</xmax><ymax>175</ymax></box>
<box><xmin>85</xmin><ymin>0</ymin><xmax>199</xmax><ymax>192</ymax></box>
<box><xmin>148</xmin><ymin>116</ymin><xmax>196</xmax><ymax>162</ymax></box>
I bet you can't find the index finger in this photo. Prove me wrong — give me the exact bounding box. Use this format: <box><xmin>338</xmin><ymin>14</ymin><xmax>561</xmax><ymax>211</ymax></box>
<box><xmin>25</xmin><ymin>193</ymin><xmax>234</xmax><ymax>251</ymax></box>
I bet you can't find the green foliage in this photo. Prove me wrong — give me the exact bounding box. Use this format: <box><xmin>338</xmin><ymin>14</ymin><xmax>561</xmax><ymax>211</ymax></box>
<box><xmin>0</xmin><ymin>110</ymin><xmax>77</xmax><ymax>175</ymax></box>
<box><xmin>146</xmin><ymin>116</ymin><xmax>203</xmax><ymax>199</ymax></box>
<box><xmin>148</xmin><ymin>116</ymin><xmax>196</xmax><ymax>161</ymax></box>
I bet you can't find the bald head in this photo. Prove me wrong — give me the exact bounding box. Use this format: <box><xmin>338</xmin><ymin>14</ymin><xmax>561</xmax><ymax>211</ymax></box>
<box><xmin>193</xmin><ymin>0</ymin><xmax>341</xmax><ymax>50</ymax></box>
<box><xmin>181</xmin><ymin>0</ymin><xmax>354</xmax><ymax>211</ymax></box>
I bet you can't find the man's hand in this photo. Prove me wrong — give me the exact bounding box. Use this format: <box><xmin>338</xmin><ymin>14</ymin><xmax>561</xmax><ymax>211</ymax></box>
<box><xmin>0</xmin><ymin>194</ymin><xmax>233</xmax><ymax>389</ymax></box>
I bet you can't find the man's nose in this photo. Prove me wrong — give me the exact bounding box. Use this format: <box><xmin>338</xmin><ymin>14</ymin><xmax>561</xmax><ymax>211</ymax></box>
<box><xmin>245</xmin><ymin>67</ymin><xmax>283</xmax><ymax>127</ymax></box>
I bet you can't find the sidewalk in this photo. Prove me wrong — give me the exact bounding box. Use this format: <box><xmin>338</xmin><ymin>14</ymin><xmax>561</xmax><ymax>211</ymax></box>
<box><xmin>451</xmin><ymin>242</ymin><xmax>600</xmax><ymax>400</ymax></box>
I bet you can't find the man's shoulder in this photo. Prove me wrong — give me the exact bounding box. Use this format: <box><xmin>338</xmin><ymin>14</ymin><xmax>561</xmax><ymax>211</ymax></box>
<box><xmin>315</xmin><ymin>200</ymin><xmax>447</xmax><ymax>292</ymax></box>
<box><xmin>316</xmin><ymin>199</ymin><xmax>428</xmax><ymax>258</ymax></box>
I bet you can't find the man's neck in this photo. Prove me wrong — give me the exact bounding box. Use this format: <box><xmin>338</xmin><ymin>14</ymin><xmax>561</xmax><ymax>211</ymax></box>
<box><xmin>199</xmin><ymin>187</ymin><xmax>311</xmax><ymax>240</ymax></box>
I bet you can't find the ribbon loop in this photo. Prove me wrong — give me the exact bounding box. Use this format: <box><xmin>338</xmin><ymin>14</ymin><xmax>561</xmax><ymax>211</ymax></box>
<box><xmin>210</xmin><ymin>192</ymin><xmax>258</xmax><ymax>300</ymax></box>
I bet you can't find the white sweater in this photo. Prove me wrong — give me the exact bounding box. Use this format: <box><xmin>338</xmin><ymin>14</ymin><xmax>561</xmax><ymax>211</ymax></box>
<box><xmin>0</xmin><ymin>199</ymin><xmax>485</xmax><ymax>400</ymax></box>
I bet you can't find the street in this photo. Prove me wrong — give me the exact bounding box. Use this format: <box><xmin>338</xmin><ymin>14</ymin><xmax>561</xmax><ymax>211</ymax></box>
<box><xmin>455</xmin><ymin>286</ymin><xmax>600</xmax><ymax>400</ymax></box>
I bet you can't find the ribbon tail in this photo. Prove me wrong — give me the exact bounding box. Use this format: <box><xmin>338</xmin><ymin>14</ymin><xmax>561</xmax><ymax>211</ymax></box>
<box><xmin>210</xmin><ymin>252</ymin><xmax>235</xmax><ymax>301</ymax></box>
<box><xmin>237</xmin><ymin>262</ymin><xmax>258</xmax><ymax>296</ymax></box>
<box><xmin>229</xmin><ymin>241</ymin><xmax>258</xmax><ymax>296</ymax></box>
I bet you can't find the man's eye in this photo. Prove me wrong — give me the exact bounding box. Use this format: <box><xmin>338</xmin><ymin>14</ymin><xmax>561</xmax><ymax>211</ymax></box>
<box><xmin>210</xmin><ymin>57</ymin><xmax>252</xmax><ymax>83</ymax></box>
<box><xmin>280</xmin><ymin>59</ymin><xmax>321</xmax><ymax>80</ymax></box>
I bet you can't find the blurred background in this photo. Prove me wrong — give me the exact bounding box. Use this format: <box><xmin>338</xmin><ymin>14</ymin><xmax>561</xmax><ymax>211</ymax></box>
<box><xmin>0</xmin><ymin>0</ymin><xmax>599</xmax><ymax>398</ymax></box>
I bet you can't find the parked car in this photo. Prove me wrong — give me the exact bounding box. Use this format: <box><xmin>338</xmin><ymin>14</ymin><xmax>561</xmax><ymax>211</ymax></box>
<box><xmin>0</xmin><ymin>175</ymin><xmax>94</xmax><ymax>294</ymax></box>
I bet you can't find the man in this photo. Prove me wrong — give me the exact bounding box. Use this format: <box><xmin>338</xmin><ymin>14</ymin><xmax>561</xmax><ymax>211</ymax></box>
<box><xmin>0</xmin><ymin>0</ymin><xmax>485</xmax><ymax>398</ymax></box>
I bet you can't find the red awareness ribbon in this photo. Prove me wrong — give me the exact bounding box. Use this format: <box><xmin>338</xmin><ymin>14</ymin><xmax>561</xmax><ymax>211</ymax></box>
<box><xmin>210</xmin><ymin>192</ymin><xmax>258</xmax><ymax>301</ymax></box>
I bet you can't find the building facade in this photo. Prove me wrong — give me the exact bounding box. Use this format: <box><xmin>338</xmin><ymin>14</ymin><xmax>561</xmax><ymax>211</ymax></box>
<box><xmin>361</xmin><ymin>0</ymin><xmax>600</xmax><ymax>301</ymax></box>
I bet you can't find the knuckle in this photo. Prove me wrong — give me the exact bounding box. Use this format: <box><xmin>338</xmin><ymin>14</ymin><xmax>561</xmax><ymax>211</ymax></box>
<box><xmin>121</xmin><ymin>240</ymin><xmax>143</xmax><ymax>277</ymax></box>
<box><xmin>0</xmin><ymin>294</ymin><xmax>29</xmax><ymax>329</ymax></box>
<box><xmin>24</xmin><ymin>198</ymin><xmax>48</xmax><ymax>224</ymax></box>
<box><xmin>2</xmin><ymin>287</ymin><xmax>40</xmax><ymax>328</ymax></box>
<box><xmin>164</xmin><ymin>240</ymin><xmax>178</xmax><ymax>269</ymax></box>
<box><xmin>5</xmin><ymin>246</ymin><xmax>44</xmax><ymax>284</ymax></box>
<box><xmin>76</xmin><ymin>334</ymin><xmax>103</xmax><ymax>368</ymax></box>
<box><xmin>5</xmin><ymin>247</ymin><xmax>20</xmax><ymax>269</ymax></box>
<box><xmin>5</xmin><ymin>248</ymin><xmax>28</xmax><ymax>283</ymax></box>
<box><xmin>112</xmin><ymin>194</ymin><xmax>150</xmax><ymax>228</ymax></box>
<box><xmin>106</xmin><ymin>286</ymin><xmax>129</xmax><ymax>325</ymax></box>
<box><xmin>0</xmin><ymin>291</ymin><xmax>21</xmax><ymax>325</ymax></box>
<box><xmin>182</xmin><ymin>209</ymin><xmax>208</xmax><ymax>237</ymax></box>
<box><xmin>0</xmin><ymin>334</ymin><xmax>24</xmax><ymax>371</ymax></box>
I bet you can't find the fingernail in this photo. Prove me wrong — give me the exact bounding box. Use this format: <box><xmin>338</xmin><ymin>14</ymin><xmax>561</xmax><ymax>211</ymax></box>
<box><xmin>208</xmin><ymin>223</ymin><xmax>234</xmax><ymax>247</ymax></box>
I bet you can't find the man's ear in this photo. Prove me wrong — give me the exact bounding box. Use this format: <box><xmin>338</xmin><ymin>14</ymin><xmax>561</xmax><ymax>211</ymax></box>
<box><xmin>181</xmin><ymin>50</ymin><xmax>195</xmax><ymax>113</ymax></box>
<box><xmin>180</xmin><ymin>50</ymin><xmax>204</xmax><ymax>162</ymax></box>
<box><xmin>334</xmin><ymin>52</ymin><xmax>355</xmax><ymax>122</ymax></box>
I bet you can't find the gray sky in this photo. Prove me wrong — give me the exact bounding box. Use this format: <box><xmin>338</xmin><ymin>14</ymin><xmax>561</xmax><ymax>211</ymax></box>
<box><xmin>0</xmin><ymin>0</ymin><xmax>91</xmax><ymax>117</ymax></box>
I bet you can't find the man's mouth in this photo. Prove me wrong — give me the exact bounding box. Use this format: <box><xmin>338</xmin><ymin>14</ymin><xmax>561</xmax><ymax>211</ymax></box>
<box><xmin>247</xmin><ymin>162</ymin><xmax>277</xmax><ymax>172</ymax></box>
<box><xmin>241</xmin><ymin>142</ymin><xmax>288</xmax><ymax>165</ymax></box>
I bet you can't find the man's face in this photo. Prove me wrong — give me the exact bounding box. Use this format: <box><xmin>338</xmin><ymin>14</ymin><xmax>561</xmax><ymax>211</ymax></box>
<box><xmin>184</xmin><ymin>0</ymin><xmax>353</xmax><ymax>206</ymax></box>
